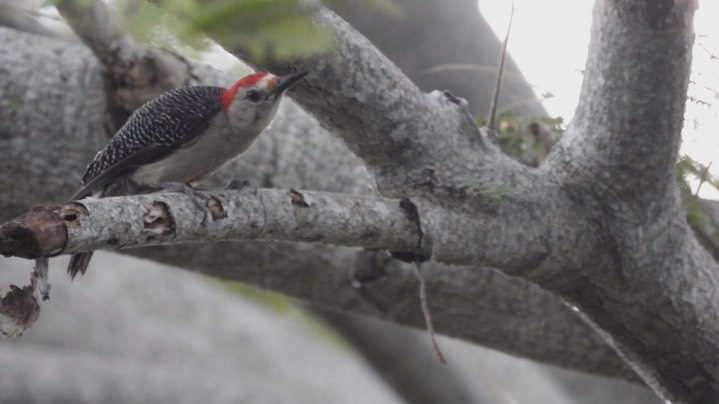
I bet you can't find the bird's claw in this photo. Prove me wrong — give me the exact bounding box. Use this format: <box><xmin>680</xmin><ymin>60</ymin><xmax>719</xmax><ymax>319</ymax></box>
<box><xmin>223</xmin><ymin>178</ymin><xmax>255</xmax><ymax>192</ymax></box>
<box><xmin>159</xmin><ymin>181</ymin><xmax>216</xmax><ymax>218</ymax></box>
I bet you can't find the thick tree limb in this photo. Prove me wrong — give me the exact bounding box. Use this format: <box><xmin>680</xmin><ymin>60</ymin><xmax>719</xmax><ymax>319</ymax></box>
<box><xmin>542</xmin><ymin>1</ymin><xmax>719</xmax><ymax>402</ymax></box>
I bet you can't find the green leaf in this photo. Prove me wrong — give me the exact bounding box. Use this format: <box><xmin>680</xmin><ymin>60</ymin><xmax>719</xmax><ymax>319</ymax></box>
<box><xmin>111</xmin><ymin>0</ymin><xmax>336</xmax><ymax>60</ymax></box>
<box><xmin>111</xmin><ymin>0</ymin><xmax>212</xmax><ymax>52</ymax></box>
<box><xmin>479</xmin><ymin>111</ymin><xmax>565</xmax><ymax>164</ymax></box>
<box><xmin>182</xmin><ymin>0</ymin><xmax>334</xmax><ymax>61</ymax></box>
<box><xmin>676</xmin><ymin>156</ymin><xmax>719</xmax><ymax>193</ymax></box>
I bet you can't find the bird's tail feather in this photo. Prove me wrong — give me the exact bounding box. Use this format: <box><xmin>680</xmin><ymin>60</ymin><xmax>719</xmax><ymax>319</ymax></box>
<box><xmin>66</xmin><ymin>187</ymin><xmax>105</xmax><ymax>278</ymax></box>
<box><xmin>68</xmin><ymin>252</ymin><xmax>94</xmax><ymax>280</ymax></box>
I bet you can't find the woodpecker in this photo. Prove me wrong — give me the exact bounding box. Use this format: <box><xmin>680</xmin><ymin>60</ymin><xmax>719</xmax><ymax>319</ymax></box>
<box><xmin>67</xmin><ymin>70</ymin><xmax>307</xmax><ymax>278</ymax></box>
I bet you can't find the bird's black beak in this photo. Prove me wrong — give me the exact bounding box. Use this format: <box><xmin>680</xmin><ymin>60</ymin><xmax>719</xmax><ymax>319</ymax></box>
<box><xmin>271</xmin><ymin>71</ymin><xmax>308</xmax><ymax>97</ymax></box>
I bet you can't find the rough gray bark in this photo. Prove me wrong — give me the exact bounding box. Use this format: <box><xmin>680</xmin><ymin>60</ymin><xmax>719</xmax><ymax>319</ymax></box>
<box><xmin>543</xmin><ymin>2</ymin><xmax>717</xmax><ymax>400</ymax></box>
<box><xmin>53</xmin><ymin>190</ymin><xmax>426</xmax><ymax>255</ymax></box>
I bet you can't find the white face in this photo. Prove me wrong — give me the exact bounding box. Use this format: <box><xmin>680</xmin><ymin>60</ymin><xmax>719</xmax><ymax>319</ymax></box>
<box><xmin>225</xmin><ymin>73</ymin><xmax>284</xmax><ymax>136</ymax></box>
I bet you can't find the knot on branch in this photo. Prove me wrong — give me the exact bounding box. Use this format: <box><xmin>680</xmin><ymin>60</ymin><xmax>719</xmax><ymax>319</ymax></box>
<box><xmin>143</xmin><ymin>201</ymin><xmax>175</xmax><ymax>238</ymax></box>
<box><xmin>644</xmin><ymin>0</ymin><xmax>675</xmax><ymax>29</ymax></box>
<box><xmin>390</xmin><ymin>198</ymin><xmax>430</xmax><ymax>263</ymax></box>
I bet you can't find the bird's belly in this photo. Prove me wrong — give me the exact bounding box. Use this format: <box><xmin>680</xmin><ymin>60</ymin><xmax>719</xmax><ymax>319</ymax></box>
<box><xmin>131</xmin><ymin>128</ymin><xmax>259</xmax><ymax>186</ymax></box>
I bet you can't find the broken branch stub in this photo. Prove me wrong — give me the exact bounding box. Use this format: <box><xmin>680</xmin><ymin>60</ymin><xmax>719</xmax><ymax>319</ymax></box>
<box><xmin>0</xmin><ymin>206</ymin><xmax>71</xmax><ymax>259</ymax></box>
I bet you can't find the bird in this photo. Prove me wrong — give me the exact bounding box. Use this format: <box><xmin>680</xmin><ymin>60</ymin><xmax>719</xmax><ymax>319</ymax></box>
<box><xmin>67</xmin><ymin>70</ymin><xmax>307</xmax><ymax>278</ymax></box>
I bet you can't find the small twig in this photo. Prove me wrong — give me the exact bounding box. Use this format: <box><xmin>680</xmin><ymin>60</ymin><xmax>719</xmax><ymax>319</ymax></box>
<box><xmin>694</xmin><ymin>162</ymin><xmax>712</xmax><ymax>197</ymax></box>
<box><xmin>413</xmin><ymin>261</ymin><xmax>447</xmax><ymax>365</ymax></box>
<box><xmin>486</xmin><ymin>0</ymin><xmax>515</xmax><ymax>131</ymax></box>
<box><xmin>33</xmin><ymin>257</ymin><xmax>51</xmax><ymax>301</ymax></box>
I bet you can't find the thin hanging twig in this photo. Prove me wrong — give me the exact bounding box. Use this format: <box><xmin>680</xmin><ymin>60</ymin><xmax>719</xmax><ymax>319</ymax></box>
<box><xmin>486</xmin><ymin>0</ymin><xmax>516</xmax><ymax>131</ymax></box>
<box><xmin>413</xmin><ymin>261</ymin><xmax>447</xmax><ymax>365</ymax></box>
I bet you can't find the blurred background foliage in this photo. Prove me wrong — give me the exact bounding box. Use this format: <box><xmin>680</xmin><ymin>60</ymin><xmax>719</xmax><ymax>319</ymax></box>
<box><xmin>478</xmin><ymin>112</ymin><xmax>564</xmax><ymax>167</ymax></box>
<box><xmin>104</xmin><ymin>0</ymin><xmax>396</xmax><ymax>60</ymax></box>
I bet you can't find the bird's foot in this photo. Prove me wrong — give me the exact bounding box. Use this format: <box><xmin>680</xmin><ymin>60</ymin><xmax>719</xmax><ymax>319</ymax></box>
<box><xmin>223</xmin><ymin>178</ymin><xmax>252</xmax><ymax>191</ymax></box>
<box><xmin>158</xmin><ymin>181</ymin><xmax>218</xmax><ymax>221</ymax></box>
<box><xmin>158</xmin><ymin>180</ymin><xmax>255</xmax><ymax>222</ymax></box>
<box><xmin>222</xmin><ymin>178</ymin><xmax>258</xmax><ymax>196</ymax></box>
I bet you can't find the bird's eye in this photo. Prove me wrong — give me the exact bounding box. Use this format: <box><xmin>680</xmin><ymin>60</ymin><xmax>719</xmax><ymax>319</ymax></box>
<box><xmin>246</xmin><ymin>89</ymin><xmax>262</xmax><ymax>102</ymax></box>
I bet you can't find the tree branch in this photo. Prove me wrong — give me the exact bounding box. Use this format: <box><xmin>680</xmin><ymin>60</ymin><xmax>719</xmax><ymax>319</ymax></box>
<box><xmin>555</xmin><ymin>0</ymin><xmax>696</xmax><ymax>194</ymax></box>
<box><xmin>55</xmin><ymin>0</ymin><xmax>193</xmax><ymax>111</ymax></box>
<box><xmin>0</xmin><ymin>1</ymin><xmax>53</xmax><ymax>36</ymax></box>
<box><xmin>0</xmin><ymin>189</ymin><xmax>426</xmax><ymax>258</ymax></box>
<box><xmin>539</xmin><ymin>1</ymin><xmax>719</xmax><ymax>402</ymax></box>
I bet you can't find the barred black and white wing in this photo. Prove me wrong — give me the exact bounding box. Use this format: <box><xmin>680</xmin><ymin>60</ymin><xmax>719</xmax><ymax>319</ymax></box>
<box><xmin>68</xmin><ymin>86</ymin><xmax>223</xmax><ymax>201</ymax></box>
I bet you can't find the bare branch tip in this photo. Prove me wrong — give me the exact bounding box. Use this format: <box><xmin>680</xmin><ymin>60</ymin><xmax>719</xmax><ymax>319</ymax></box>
<box><xmin>486</xmin><ymin>0</ymin><xmax>515</xmax><ymax>132</ymax></box>
<box><xmin>413</xmin><ymin>261</ymin><xmax>447</xmax><ymax>366</ymax></box>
